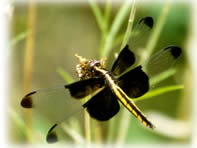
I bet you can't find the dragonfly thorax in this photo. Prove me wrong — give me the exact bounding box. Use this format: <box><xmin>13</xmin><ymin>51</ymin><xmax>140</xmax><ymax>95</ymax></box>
<box><xmin>75</xmin><ymin>54</ymin><xmax>106</xmax><ymax>80</ymax></box>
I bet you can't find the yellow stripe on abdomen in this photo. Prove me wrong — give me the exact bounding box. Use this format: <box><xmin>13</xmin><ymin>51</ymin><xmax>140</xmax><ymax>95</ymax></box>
<box><xmin>116</xmin><ymin>86</ymin><xmax>154</xmax><ymax>129</ymax></box>
<box><xmin>104</xmin><ymin>73</ymin><xmax>154</xmax><ymax>129</ymax></box>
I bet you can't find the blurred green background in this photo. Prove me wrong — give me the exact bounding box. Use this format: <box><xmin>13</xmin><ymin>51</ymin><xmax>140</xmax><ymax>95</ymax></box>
<box><xmin>9</xmin><ymin>0</ymin><xmax>191</xmax><ymax>145</ymax></box>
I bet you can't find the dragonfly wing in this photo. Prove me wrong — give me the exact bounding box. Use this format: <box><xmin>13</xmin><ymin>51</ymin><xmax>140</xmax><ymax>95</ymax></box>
<box><xmin>128</xmin><ymin>16</ymin><xmax>153</xmax><ymax>56</ymax></box>
<box><xmin>118</xmin><ymin>66</ymin><xmax>149</xmax><ymax>98</ymax></box>
<box><xmin>111</xmin><ymin>45</ymin><xmax>135</xmax><ymax>75</ymax></box>
<box><xmin>83</xmin><ymin>87</ymin><xmax>120</xmax><ymax>121</ymax></box>
<box><xmin>142</xmin><ymin>46</ymin><xmax>182</xmax><ymax>78</ymax></box>
<box><xmin>21</xmin><ymin>86</ymin><xmax>84</xmax><ymax>143</ymax></box>
<box><xmin>65</xmin><ymin>77</ymin><xmax>104</xmax><ymax>99</ymax></box>
<box><xmin>110</xmin><ymin>17</ymin><xmax>153</xmax><ymax>75</ymax></box>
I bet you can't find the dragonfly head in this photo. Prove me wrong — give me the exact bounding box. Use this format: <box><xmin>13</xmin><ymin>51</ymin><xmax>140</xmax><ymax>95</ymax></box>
<box><xmin>75</xmin><ymin>54</ymin><xmax>105</xmax><ymax>80</ymax></box>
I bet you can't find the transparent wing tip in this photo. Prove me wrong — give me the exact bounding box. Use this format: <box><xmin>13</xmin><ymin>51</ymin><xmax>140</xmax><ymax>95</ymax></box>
<box><xmin>164</xmin><ymin>46</ymin><xmax>182</xmax><ymax>59</ymax></box>
<box><xmin>138</xmin><ymin>16</ymin><xmax>154</xmax><ymax>28</ymax></box>
<box><xmin>46</xmin><ymin>124</ymin><xmax>58</xmax><ymax>143</ymax></box>
<box><xmin>21</xmin><ymin>91</ymin><xmax>36</xmax><ymax>108</ymax></box>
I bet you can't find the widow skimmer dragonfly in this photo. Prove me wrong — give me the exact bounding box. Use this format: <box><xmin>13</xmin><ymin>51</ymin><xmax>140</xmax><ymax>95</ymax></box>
<box><xmin>21</xmin><ymin>16</ymin><xmax>181</xmax><ymax>143</ymax></box>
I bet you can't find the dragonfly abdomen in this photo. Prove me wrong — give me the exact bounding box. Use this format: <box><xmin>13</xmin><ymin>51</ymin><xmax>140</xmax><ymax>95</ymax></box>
<box><xmin>94</xmin><ymin>66</ymin><xmax>155</xmax><ymax>129</ymax></box>
<box><xmin>114</xmin><ymin>86</ymin><xmax>155</xmax><ymax>129</ymax></box>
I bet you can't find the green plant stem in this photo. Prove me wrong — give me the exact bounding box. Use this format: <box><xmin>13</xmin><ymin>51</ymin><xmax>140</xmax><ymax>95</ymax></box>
<box><xmin>9</xmin><ymin>107</ymin><xmax>42</xmax><ymax>143</ymax></box>
<box><xmin>120</xmin><ymin>0</ymin><xmax>136</xmax><ymax>50</ymax></box>
<box><xmin>9</xmin><ymin>107</ymin><xmax>25</xmax><ymax>133</ymax></box>
<box><xmin>106</xmin><ymin>118</ymin><xmax>115</xmax><ymax>143</ymax></box>
<box><xmin>88</xmin><ymin>0</ymin><xmax>106</xmax><ymax>33</ymax></box>
<box><xmin>112</xmin><ymin>33</ymin><xmax>125</xmax><ymax>48</ymax></box>
<box><xmin>84</xmin><ymin>108</ymin><xmax>91</xmax><ymax>146</ymax></box>
<box><xmin>23</xmin><ymin>0</ymin><xmax>36</xmax><ymax>143</ymax></box>
<box><xmin>89</xmin><ymin>0</ymin><xmax>111</xmax><ymax>58</ymax></box>
<box><xmin>101</xmin><ymin>0</ymin><xmax>132</xmax><ymax>57</ymax></box>
<box><xmin>104</xmin><ymin>0</ymin><xmax>112</xmax><ymax>30</ymax></box>
<box><xmin>116</xmin><ymin>109</ymin><xmax>131</xmax><ymax>144</ymax></box>
<box><xmin>62</xmin><ymin>123</ymin><xmax>84</xmax><ymax>144</ymax></box>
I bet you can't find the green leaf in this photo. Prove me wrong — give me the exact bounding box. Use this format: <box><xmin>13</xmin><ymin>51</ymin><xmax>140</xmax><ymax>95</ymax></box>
<box><xmin>135</xmin><ymin>85</ymin><xmax>184</xmax><ymax>101</ymax></box>
<box><xmin>150</xmin><ymin>68</ymin><xmax>177</xmax><ymax>86</ymax></box>
<box><xmin>10</xmin><ymin>31</ymin><xmax>29</xmax><ymax>47</ymax></box>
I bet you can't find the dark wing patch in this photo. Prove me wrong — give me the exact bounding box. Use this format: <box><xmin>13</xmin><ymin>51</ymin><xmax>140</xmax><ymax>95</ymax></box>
<box><xmin>46</xmin><ymin>124</ymin><xmax>58</xmax><ymax>143</ymax></box>
<box><xmin>111</xmin><ymin>45</ymin><xmax>135</xmax><ymax>75</ymax></box>
<box><xmin>118</xmin><ymin>66</ymin><xmax>149</xmax><ymax>98</ymax></box>
<box><xmin>83</xmin><ymin>87</ymin><xmax>120</xmax><ymax>121</ymax></box>
<box><xmin>21</xmin><ymin>91</ymin><xmax>36</xmax><ymax>108</ymax></box>
<box><xmin>65</xmin><ymin>77</ymin><xmax>104</xmax><ymax>99</ymax></box>
<box><xmin>20</xmin><ymin>86</ymin><xmax>83</xmax><ymax>113</ymax></box>
<box><xmin>138</xmin><ymin>16</ymin><xmax>153</xmax><ymax>28</ymax></box>
<box><xmin>142</xmin><ymin>46</ymin><xmax>182</xmax><ymax>78</ymax></box>
<box><xmin>128</xmin><ymin>16</ymin><xmax>154</xmax><ymax>56</ymax></box>
<box><xmin>165</xmin><ymin>46</ymin><xmax>181</xmax><ymax>58</ymax></box>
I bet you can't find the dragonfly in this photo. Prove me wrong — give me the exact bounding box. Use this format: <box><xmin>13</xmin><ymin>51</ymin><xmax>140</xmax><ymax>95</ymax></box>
<box><xmin>21</xmin><ymin>16</ymin><xmax>182</xmax><ymax>143</ymax></box>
